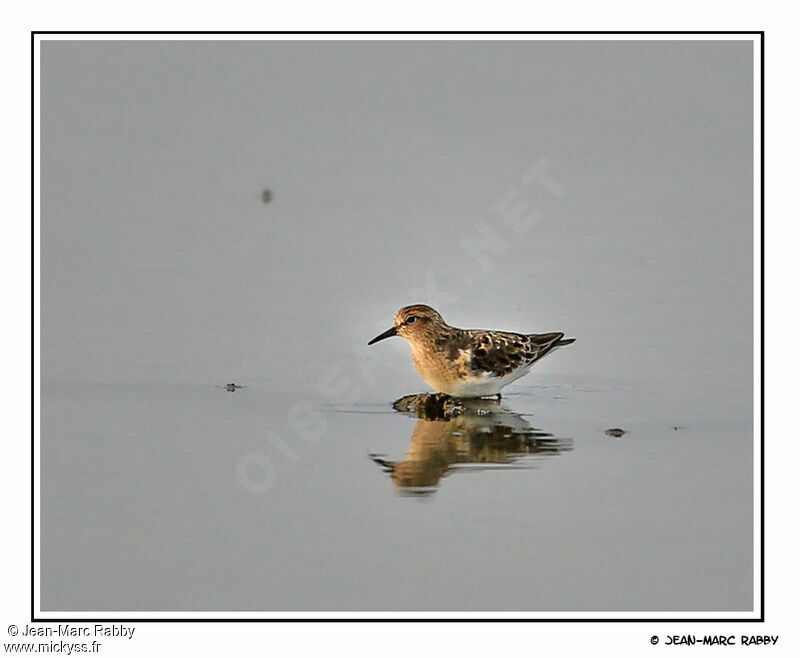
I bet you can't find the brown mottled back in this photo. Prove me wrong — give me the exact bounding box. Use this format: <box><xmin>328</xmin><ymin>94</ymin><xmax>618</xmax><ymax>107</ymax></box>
<box><xmin>467</xmin><ymin>330</ymin><xmax>571</xmax><ymax>377</ymax></box>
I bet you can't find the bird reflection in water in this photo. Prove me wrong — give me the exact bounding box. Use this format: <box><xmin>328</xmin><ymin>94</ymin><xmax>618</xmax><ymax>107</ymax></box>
<box><xmin>370</xmin><ymin>393</ymin><xmax>572</xmax><ymax>496</ymax></box>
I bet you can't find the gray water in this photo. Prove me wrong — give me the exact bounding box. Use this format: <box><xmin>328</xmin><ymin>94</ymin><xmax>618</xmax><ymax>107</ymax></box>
<box><xmin>40</xmin><ymin>40</ymin><xmax>754</xmax><ymax>612</ymax></box>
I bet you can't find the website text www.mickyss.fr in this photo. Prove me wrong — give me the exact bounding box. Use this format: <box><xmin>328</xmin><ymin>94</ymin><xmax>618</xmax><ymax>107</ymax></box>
<box><xmin>3</xmin><ymin>640</ymin><xmax>101</xmax><ymax>654</ymax></box>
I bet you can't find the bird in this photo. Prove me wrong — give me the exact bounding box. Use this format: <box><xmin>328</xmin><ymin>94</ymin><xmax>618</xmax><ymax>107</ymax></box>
<box><xmin>367</xmin><ymin>304</ymin><xmax>575</xmax><ymax>398</ymax></box>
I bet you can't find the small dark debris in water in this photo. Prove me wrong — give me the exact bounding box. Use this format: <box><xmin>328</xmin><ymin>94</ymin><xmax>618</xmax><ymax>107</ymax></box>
<box><xmin>261</xmin><ymin>189</ymin><xmax>273</xmax><ymax>203</ymax></box>
<box><xmin>672</xmin><ymin>425</ymin><xmax>687</xmax><ymax>431</ymax></box>
<box><xmin>223</xmin><ymin>383</ymin><xmax>246</xmax><ymax>392</ymax></box>
<box><xmin>392</xmin><ymin>392</ymin><xmax>465</xmax><ymax>420</ymax></box>
<box><xmin>605</xmin><ymin>428</ymin><xmax>626</xmax><ymax>438</ymax></box>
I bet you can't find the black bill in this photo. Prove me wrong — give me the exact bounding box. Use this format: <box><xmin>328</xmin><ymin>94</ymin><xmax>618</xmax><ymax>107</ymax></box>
<box><xmin>368</xmin><ymin>326</ymin><xmax>397</xmax><ymax>345</ymax></box>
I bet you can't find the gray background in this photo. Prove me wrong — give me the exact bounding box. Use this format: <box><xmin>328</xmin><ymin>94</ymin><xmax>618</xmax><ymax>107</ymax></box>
<box><xmin>41</xmin><ymin>40</ymin><xmax>754</xmax><ymax>612</ymax></box>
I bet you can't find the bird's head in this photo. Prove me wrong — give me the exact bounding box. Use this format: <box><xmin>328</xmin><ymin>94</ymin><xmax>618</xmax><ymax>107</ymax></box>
<box><xmin>368</xmin><ymin>304</ymin><xmax>446</xmax><ymax>346</ymax></box>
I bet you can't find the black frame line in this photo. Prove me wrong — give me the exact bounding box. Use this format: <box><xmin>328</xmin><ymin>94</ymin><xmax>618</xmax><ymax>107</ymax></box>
<box><xmin>31</xmin><ymin>30</ymin><xmax>765</xmax><ymax>624</ymax></box>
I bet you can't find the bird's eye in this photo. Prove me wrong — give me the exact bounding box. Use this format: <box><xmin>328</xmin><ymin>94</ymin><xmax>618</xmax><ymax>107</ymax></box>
<box><xmin>406</xmin><ymin>316</ymin><xmax>417</xmax><ymax>325</ymax></box>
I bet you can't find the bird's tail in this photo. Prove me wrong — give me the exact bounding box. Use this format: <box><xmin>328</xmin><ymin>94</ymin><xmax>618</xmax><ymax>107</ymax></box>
<box><xmin>556</xmin><ymin>337</ymin><xmax>576</xmax><ymax>346</ymax></box>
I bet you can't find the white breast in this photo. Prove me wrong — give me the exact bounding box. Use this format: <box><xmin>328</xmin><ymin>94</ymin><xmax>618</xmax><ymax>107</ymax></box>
<box><xmin>444</xmin><ymin>365</ymin><xmax>532</xmax><ymax>398</ymax></box>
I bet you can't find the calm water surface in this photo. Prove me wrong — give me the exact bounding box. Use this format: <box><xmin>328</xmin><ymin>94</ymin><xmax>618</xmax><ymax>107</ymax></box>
<box><xmin>41</xmin><ymin>375</ymin><xmax>752</xmax><ymax>611</ymax></box>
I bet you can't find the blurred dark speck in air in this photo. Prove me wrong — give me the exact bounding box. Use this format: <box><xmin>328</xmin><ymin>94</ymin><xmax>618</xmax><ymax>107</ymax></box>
<box><xmin>605</xmin><ymin>428</ymin><xmax>626</xmax><ymax>437</ymax></box>
<box><xmin>261</xmin><ymin>189</ymin><xmax>273</xmax><ymax>203</ymax></box>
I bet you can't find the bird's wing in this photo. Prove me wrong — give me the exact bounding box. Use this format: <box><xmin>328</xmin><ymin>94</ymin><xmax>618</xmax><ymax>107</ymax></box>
<box><xmin>467</xmin><ymin>330</ymin><xmax>566</xmax><ymax>377</ymax></box>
